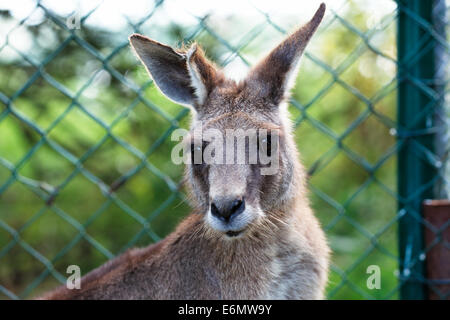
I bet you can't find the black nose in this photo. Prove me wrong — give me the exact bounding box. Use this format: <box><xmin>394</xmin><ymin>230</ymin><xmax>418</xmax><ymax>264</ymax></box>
<box><xmin>210</xmin><ymin>198</ymin><xmax>245</xmax><ymax>223</ymax></box>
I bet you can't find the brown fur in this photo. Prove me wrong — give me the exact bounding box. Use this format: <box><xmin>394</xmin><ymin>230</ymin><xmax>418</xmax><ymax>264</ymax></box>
<box><xmin>41</xmin><ymin>3</ymin><xmax>329</xmax><ymax>300</ymax></box>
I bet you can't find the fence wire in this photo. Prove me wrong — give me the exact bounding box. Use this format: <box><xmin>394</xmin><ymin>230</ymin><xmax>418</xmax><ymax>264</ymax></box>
<box><xmin>0</xmin><ymin>0</ymin><xmax>448</xmax><ymax>299</ymax></box>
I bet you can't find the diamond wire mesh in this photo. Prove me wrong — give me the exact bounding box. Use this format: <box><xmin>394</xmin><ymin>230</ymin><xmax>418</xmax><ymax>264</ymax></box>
<box><xmin>0</xmin><ymin>0</ymin><xmax>448</xmax><ymax>299</ymax></box>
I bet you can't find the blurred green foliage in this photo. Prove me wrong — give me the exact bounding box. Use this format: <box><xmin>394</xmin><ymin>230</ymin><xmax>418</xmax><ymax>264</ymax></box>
<box><xmin>0</xmin><ymin>1</ymin><xmax>400</xmax><ymax>299</ymax></box>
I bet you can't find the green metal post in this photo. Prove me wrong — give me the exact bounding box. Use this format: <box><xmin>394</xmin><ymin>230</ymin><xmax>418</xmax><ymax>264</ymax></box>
<box><xmin>396</xmin><ymin>0</ymin><xmax>439</xmax><ymax>300</ymax></box>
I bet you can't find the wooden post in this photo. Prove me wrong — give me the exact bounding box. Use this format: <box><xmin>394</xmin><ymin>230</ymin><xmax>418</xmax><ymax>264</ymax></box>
<box><xmin>423</xmin><ymin>200</ymin><xmax>450</xmax><ymax>300</ymax></box>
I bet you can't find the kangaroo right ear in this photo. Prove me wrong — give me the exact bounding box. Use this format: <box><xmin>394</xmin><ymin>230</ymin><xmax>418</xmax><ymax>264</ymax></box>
<box><xmin>129</xmin><ymin>34</ymin><xmax>220</xmax><ymax>109</ymax></box>
<box><xmin>245</xmin><ymin>3</ymin><xmax>325</xmax><ymax>107</ymax></box>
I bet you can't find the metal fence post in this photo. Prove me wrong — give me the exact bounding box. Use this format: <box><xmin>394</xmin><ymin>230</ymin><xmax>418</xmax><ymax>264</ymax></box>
<box><xmin>396</xmin><ymin>0</ymin><xmax>441</xmax><ymax>300</ymax></box>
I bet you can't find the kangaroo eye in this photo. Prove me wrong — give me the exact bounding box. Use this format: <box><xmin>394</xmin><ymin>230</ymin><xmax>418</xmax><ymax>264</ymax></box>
<box><xmin>259</xmin><ymin>134</ymin><xmax>272</xmax><ymax>157</ymax></box>
<box><xmin>191</xmin><ymin>142</ymin><xmax>206</xmax><ymax>165</ymax></box>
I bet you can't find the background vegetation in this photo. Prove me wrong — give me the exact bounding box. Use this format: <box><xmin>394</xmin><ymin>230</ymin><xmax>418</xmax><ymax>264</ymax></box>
<box><xmin>0</xmin><ymin>0</ymin><xmax>403</xmax><ymax>299</ymax></box>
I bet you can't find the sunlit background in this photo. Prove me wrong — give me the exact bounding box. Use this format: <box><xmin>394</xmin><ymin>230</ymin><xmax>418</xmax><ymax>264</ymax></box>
<box><xmin>0</xmin><ymin>0</ymin><xmax>448</xmax><ymax>299</ymax></box>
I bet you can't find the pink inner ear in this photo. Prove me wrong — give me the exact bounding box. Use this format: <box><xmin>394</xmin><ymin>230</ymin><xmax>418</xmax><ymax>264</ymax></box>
<box><xmin>186</xmin><ymin>44</ymin><xmax>222</xmax><ymax>105</ymax></box>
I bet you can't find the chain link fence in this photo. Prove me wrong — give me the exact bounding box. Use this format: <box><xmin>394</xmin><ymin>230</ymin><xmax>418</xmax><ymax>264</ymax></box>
<box><xmin>0</xmin><ymin>0</ymin><xmax>448</xmax><ymax>299</ymax></box>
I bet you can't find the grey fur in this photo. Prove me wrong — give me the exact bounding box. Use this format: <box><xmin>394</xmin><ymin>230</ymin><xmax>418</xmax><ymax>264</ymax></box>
<box><xmin>41</xmin><ymin>3</ymin><xmax>329</xmax><ymax>300</ymax></box>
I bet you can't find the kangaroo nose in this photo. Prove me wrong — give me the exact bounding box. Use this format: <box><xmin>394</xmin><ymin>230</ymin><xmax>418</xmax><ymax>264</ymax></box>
<box><xmin>210</xmin><ymin>198</ymin><xmax>245</xmax><ymax>223</ymax></box>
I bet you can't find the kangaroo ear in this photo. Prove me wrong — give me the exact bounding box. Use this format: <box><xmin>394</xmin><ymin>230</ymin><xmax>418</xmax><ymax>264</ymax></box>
<box><xmin>129</xmin><ymin>34</ymin><xmax>220</xmax><ymax>108</ymax></box>
<box><xmin>245</xmin><ymin>3</ymin><xmax>325</xmax><ymax>106</ymax></box>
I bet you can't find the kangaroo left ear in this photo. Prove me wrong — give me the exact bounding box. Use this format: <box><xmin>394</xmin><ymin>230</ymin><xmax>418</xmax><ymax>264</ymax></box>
<box><xmin>245</xmin><ymin>3</ymin><xmax>325</xmax><ymax>106</ymax></box>
<box><xmin>129</xmin><ymin>34</ymin><xmax>221</xmax><ymax>109</ymax></box>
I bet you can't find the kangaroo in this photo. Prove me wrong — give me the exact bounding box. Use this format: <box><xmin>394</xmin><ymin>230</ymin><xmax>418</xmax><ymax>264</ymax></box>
<box><xmin>41</xmin><ymin>3</ymin><xmax>329</xmax><ymax>300</ymax></box>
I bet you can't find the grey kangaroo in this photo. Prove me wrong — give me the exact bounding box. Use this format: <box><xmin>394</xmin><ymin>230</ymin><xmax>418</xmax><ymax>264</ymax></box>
<box><xmin>42</xmin><ymin>3</ymin><xmax>329</xmax><ymax>300</ymax></box>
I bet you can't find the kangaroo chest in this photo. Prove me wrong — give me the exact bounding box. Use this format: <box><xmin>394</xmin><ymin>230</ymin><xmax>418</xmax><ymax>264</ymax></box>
<box><xmin>200</xmin><ymin>242</ymin><xmax>314</xmax><ymax>300</ymax></box>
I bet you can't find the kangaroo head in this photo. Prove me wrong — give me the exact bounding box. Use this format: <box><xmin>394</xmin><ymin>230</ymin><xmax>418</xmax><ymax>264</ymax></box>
<box><xmin>129</xmin><ymin>4</ymin><xmax>325</xmax><ymax>238</ymax></box>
